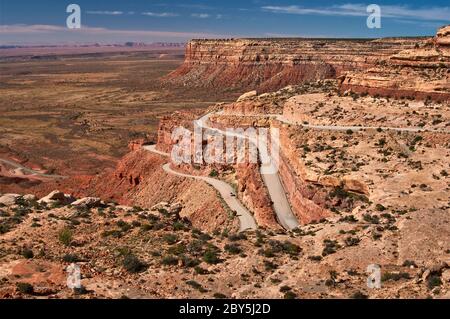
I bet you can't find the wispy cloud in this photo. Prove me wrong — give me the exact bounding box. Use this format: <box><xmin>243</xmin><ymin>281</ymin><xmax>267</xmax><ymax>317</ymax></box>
<box><xmin>141</xmin><ymin>12</ymin><xmax>179</xmax><ymax>17</ymax></box>
<box><xmin>262</xmin><ymin>4</ymin><xmax>450</xmax><ymax>21</ymax></box>
<box><xmin>86</xmin><ymin>11</ymin><xmax>124</xmax><ymax>15</ymax></box>
<box><xmin>191</xmin><ymin>13</ymin><xmax>211</xmax><ymax>19</ymax></box>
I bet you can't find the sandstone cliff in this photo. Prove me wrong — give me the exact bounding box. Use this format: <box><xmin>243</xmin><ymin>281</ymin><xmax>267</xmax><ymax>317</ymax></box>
<box><xmin>340</xmin><ymin>25</ymin><xmax>450</xmax><ymax>101</ymax></box>
<box><xmin>166</xmin><ymin>38</ymin><xmax>420</xmax><ymax>93</ymax></box>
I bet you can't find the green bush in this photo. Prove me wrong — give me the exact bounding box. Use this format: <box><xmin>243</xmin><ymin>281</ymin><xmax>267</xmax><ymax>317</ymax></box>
<box><xmin>224</xmin><ymin>244</ymin><xmax>242</xmax><ymax>255</ymax></box>
<box><xmin>427</xmin><ymin>275</ymin><xmax>442</xmax><ymax>290</ymax></box>
<box><xmin>122</xmin><ymin>254</ymin><xmax>147</xmax><ymax>273</ymax></box>
<box><xmin>284</xmin><ymin>291</ymin><xmax>297</xmax><ymax>299</ymax></box>
<box><xmin>209</xmin><ymin>169</ymin><xmax>219</xmax><ymax>177</ymax></box>
<box><xmin>58</xmin><ymin>228</ymin><xmax>73</xmax><ymax>246</ymax></box>
<box><xmin>163</xmin><ymin>234</ymin><xmax>178</xmax><ymax>245</ymax></box>
<box><xmin>203</xmin><ymin>249</ymin><xmax>220</xmax><ymax>264</ymax></box>
<box><xmin>161</xmin><ymin>255</ymin><xmax>179</xmax><ymax>266</ymax></box>
<box><xmin>116</xmin><ymin>220</ymin><xmax>131</xmax><ymax>232</ymax></box>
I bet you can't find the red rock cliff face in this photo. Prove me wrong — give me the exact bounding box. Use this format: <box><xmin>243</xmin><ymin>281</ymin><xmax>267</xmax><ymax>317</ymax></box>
<box><xmin>166</xmin><ymin>38</ymin><xmax>420</xmax><ymax>93</ymax></box>
<box><xmin>340</xmin><ymin>25</ymin><xmax>450</xmax><ymax>102</ymax></box>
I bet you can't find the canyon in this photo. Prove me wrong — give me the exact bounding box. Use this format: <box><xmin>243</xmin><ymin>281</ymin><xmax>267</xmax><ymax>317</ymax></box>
<box><xmin>0</xmin><ymin>26</ymin><xmax>449</xmax><ymax>299</ymax></box>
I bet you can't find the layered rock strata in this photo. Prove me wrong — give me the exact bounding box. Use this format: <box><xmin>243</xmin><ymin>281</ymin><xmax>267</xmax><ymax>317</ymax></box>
<box><xmin>340</xmin><ymin>25</ymin><xmax>450</xmax><ymax>101</ymax></box>
<box><xmin>166</xmin><ymin>38</ymin><xmax>421</xmax><ymax>93</ymax></box>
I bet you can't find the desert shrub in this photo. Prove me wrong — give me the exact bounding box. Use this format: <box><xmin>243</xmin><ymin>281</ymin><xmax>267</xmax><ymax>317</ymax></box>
<box><xmin>192</xmin><ymin>229</ymin><xmax>212</xmax><ymax>241</ymax></box>
<box><xmin>107</xmin><ymin>229</ymin><xmax>125</xmax><ymax>238</ymax></box>
<box><xmin>284</xmin><ymin>291</ymin><xmax>297</xmax><ymax>299</ymax></box>
<box><xmin>141</xmin><ymin>224</ymin><xmax>152</xmax><ymax>232</ymax></box>
<box><xmin>173</xmin><ymin>221</ymin><xmax>187</xmax><ymax>231</ymax></box>
<box><xmin>73</xmin><ymin>286</ymin><xmax>89</xmax><ymax>295</ymax></box>
<box><xmin>228</xmin><ymin>233</ymin><xmax>247</xmax><ymax>241</ymax></box>
<box><xmin>351</xmin><ymin>291</ymin><xmax>368</xmax><ymax>299</ymax></box>
<box><xmin>58</xmin><ymin>228</ymin><xmax>73</xmax><ymax>246</ymax></box>
<box><xmin>381</xmin><ymin>272</ymin><xmax>410</xmax><ymax>282</ymax></box>
<box><xmin>427</xmin><ymin>275</ymin><xmax>442</xmax><ymax>290</ymax></box>
<box><xmin>279</xmin><ymin>285</ymin><xmax>292</xmax><ymax>293</ymax></box>
<box><xmin>116</xmin><ymin>220</ymin><xmax>131</xmax><ymax>232</ymax></box>
<box><xmin>281</xmin><ymin>241</ymin><xmax>301</xmax><ymax>256</ymax></box>
<box><xmin>264</xmin><ymin>260</ymin><xmax>278</xmax><ymax>271</ymax></box>
<box><xmin>21</xmin><ymin>248</ymin><xmax>34</xmax><ymax>259</ymax></box>
<box><xmin>186</xmin><ymin>280</ymin><xmax>207</xmax><ymax>293</ymax></box>
<box><xmin>322</xmin><ymin>239</ymin><xmax>340</xmax><ymax>256</ymax></box>
<box><xmin>122</xmin><ymin>254</ymin><xmax>147</xmax><ymax>273</ymax></box>
<box><xmin>213</xmin><ymin>293</ymin><xmax>227</xmax><ymax>299</ymax></box>
<box><xmin>308</xmin><ymin>255</ymin><xmax>323</xmax><ymax>262</ymax></box>
<box><xmin>209</xmin><ymin>169</ymin><xmax>219</xmax><ymax>177</ymax></box>
<box><xmin>181</xmin><ymin>255</ymin><xmax>200</xmax><ymax>268</ymax></box>
<box><xmin>62</xmin><ymin>254</ymin><xmax>80</xmax><ymax>263</ymax></box>
<box><xmin>339</xmin><ymin>215</ymin><xmax>358</xmax><ymax>223</ymax></box>
<box><xmin>131</xmin><ymin>220</ymin><xmax>141</xmax><ymax>228</ymax></box>
<box><xmin>203</xmin><ymin>249</ymin><xmax>220</xmax><ymax>264</ymax></box>
<box><xmin>167</xmin><ymin>243</ymin><xmax>186</xmax><ymax>256</ymax></box>
<box><xmin>259</xmin><ymin>248</ymin><xmax>275</xmax><ymax>258</ymax></box>
<box><xmin>163</xmin><ymin>234</ymin><xmax>178</xmax><ymax>245</ymax></box>
<box><xmin>344</xmin><ymin>237</ymin><xmax>360</xmax><ymax>247</ymax></box>
<box><xmin>161</xmin><ymin>255</ymin><xmax>178</xmax><ymax>266</ymax></box>
<box><xmin>363</xmin><ymin>214</ymin><xmax>380</xmax><ymax>224</ymax></box>
<box><xmin>16</xmin><ymin>282</ymin><xmax>34</xmax><ymax>294</ymax></box>
<box><xmin>194</xmin><ymin>266</ymin><xmax>209</xmax><ymax>275</ymax></box>
<box><xmin>224</xmin><ymin>244</ymin><xmax>242</xmax><ymax>255</ymax></box>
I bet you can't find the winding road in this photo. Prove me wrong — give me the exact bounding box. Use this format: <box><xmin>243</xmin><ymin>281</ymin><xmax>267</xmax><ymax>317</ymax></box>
<box><xmin>0</xmin><ymin>158</ymin><xmax>67</xmax><ymax>179</ymax></box>
<box><xmin>196</xmin><ymin>113</ymin><xmax>299</xmax><ymax>230</ymax></box>
<box><xmin>143</xmin><ymin>145</ymin><xmax>257</xmax><ymax>232</ymax></box>
<box><xmin>144</xmin><ymin>109</ymin><xmax>450</xmax><ymax>232</ymax></box>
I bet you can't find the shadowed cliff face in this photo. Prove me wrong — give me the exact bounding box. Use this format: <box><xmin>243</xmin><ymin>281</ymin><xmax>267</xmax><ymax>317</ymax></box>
<box><xmin>340</xmin><ymin>25</ymin><xmax>450</xmax><ymax>102</ymax></box>
<box><xmin>165</xmin><ymin>38</ymin><xmax>420</xmax><ymax>93</ymax></box>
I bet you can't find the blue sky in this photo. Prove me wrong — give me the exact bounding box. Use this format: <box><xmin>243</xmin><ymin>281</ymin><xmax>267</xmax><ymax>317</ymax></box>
<box><xmin>0</xmin><ymin>0</ymin><xmax>449</xmax><ymax>44</ymax></box>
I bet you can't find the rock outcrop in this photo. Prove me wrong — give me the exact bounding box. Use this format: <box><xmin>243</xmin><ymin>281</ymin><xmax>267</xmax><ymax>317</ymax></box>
<box><xmin>166</xmin><ymin>38</ymin><xmax>420</xmax><ymax>93</ymax></box>
<box><xmin>340</xmin><ymin>25</ymin><xmax>450</xmax><ymax>101</ymax></box>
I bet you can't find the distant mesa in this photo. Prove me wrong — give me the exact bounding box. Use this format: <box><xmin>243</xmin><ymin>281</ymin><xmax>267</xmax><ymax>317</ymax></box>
<box><xmin>165</xmin><ymin>36</ymin><xmax>420</xmax><ymax>93</ymax></box>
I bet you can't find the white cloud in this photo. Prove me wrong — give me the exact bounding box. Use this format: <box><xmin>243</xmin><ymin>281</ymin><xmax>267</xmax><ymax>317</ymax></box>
<box><xmin>141</xmin><ymin>12</ymin><xmax>179</xmax><ymax>17</ymax></box>
<box><xmin>191</xmin><ymin>13</ymin><xmax>211</xmax><ymax>19</ymax></box>
<box><xmin>262</xmin><ymin>4</ymin><xmax>450</xmax><ymax>21</ymax></box>
<box><xmin>86</xmin><ymin>11</ymin><xmax>123</xmax><ymax>15</ymax></box>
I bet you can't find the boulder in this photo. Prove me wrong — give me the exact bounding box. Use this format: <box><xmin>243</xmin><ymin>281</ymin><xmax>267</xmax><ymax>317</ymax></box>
<box><xmin>38</xmin><ymin>190</ymin><xmax>75</xmax><ymax>205</ymax></box>
<box><xmin>343</xmin><ymin>177</ymin><xmax>370</xmax><ymax>195</ymax></box>
<box><xmin>169</xmin><ymin>203</ymin><xmax>183</xmax><ymax>215</ymax></box>
<box><xmin>0</xmin><ymin>194</ymin><xmax>21</xmax><ymax>206</ymax></box>
<box><xmin>318</xmin><ymin>176</ymin><xmax>341</xmax><ymax>188</ymax></box>
<box><xmin>151</xmin><ymin>202</ymin><xmax>170</xmax><ymax>211</ymax></box>
<box><xmin>71</xmin><ymin>197</ymin><xmax>102</xmax><ymax>208</ymax></box>
<box><xmin>22</xmin><ymin>194</ymin><xmax>37</xmax><ymax>201</ymax></box>
<box><xmin>442</xmin><ymin>270</ymin><xmax>450</xmax><ymax>283</ymax></box>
